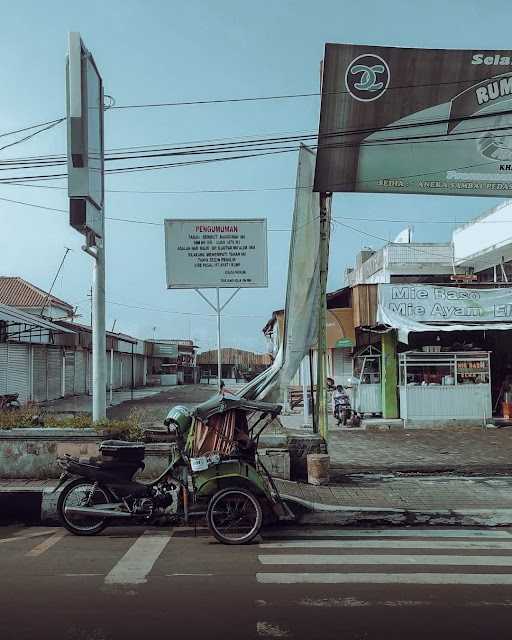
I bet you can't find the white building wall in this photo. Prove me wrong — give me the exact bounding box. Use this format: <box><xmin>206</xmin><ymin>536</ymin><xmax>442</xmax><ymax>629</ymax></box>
<box><xmin>453</xmin><ymin>200</ymin><xmax>512</xmax><ymax>269</ymax></box>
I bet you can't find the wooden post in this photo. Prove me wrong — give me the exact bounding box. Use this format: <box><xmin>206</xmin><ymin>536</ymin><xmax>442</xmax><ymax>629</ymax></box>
<box><xmin>316</xmin><ymin>192</ymin><xmax>332</xmax><ymax>442</ymax></box>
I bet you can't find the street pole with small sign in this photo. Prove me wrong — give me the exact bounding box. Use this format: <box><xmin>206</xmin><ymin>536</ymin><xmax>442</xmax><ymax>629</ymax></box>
<box><xmin>66</xmin><ymin>32</ymin><xmax>106</xmax><ymax>420</ymax></box>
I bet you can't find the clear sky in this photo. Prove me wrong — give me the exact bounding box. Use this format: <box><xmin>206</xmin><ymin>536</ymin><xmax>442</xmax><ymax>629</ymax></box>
<box><xmin>0</xmin><ymin>0</ymin><xmax>510</xmax><ymax>352</ymax></box>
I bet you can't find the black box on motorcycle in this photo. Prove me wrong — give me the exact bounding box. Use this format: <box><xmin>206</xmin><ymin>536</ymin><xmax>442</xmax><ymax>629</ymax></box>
<box><xmin>99</xmin><ymin>440</ymin><xmax>145</xmax><ymax>462</ymax></box>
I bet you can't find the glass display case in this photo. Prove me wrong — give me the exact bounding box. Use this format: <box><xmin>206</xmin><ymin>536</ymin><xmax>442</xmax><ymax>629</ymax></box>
<box><xmin>398</xmin><ymin>351</ymin><xmax>491</xmax><ymax>421</ymax></box>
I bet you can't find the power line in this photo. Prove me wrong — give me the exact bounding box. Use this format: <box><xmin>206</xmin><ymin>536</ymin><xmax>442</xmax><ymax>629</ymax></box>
<box><xmin>0</xmin><ymin>195</ymin><xmax>293</xmax><ymax>230</ymax></box>
<box><xmin>0</xmin><ymin>188</ymin><xmax>506</xmax><ymax>268</ymax></box>
<box><xmin>0</xmin><ymin>117</ymin><xmax>65</xmax><ymax>140</ymax></box>
<box><xmin>110</xmin><ymin>77</ymin><xmax>512</xmax><ymax>110</ymax></box>
<box><xmin>0</xmin><ymin>119</ymin><xmax>65</xmax><ymax>154</ymax></box>
<box><xmin>2</xmin><ymin>106</ymin><xmax>512</xmax><ymax>177</ymax></box>
<box><xmin>2</xmin><ymin>186</ymin><xmax>512</xmax><ymax>236</ymax></box>
<box><xmin>330</xmin><ymin>218</ymin><xmax>501</xmax><ymax>267</ymax></box>
<box><xmin>106</xmin><ymin>299</ymin><xmax>270</xmax><ymax>319</ymax></box>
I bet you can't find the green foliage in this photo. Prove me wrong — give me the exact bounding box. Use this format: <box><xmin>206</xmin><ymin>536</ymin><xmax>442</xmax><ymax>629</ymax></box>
<box><xmin>0</xmin><ymin>405</ymin><xmax>146</xmax><ymax>441</ymax></box>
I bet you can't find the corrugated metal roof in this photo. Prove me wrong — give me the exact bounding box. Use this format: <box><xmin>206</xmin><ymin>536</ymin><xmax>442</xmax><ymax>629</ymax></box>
<box><xmin>54</xmin><ymin>319</ymin><xmax>138</xmax><ymax>344</ymax></box>
<box><xmin>0</xmin><ymin>276</ymin><xmax>73</xmax><ymax>312</ymax></box>
<box><xmin>197</xmin><ymin>348</ymin><xmax>272</xmax><ymax>366</ymax></box>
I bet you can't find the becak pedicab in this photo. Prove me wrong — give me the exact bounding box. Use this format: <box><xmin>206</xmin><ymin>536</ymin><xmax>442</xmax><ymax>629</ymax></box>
<box><xmin>55</xmin><ymin>394</ymin><xmax>292</xmax><ymax>544</ymax></box>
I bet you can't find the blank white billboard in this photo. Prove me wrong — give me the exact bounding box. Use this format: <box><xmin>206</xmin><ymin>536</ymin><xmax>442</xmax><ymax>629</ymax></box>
<box><xmin>164</xmin><ymin>218</ymin><xmax>268</xmax><ymax>289</ymax></box>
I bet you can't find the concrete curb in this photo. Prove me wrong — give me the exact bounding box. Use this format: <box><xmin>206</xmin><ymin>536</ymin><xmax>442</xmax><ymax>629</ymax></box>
<box><xmin>281</xmin><ymin>494</ymin><xmax>512</xmax><ymax>527</ymax></box>
<box><xmin>329</xmin><ymin>464</ymin><xmax>512</xmax><ymax>477</ymax></box>
<box><xmin>3</xmin><ymin>487</ymin><xmax>512</xmax><ymax>529</ymax></box>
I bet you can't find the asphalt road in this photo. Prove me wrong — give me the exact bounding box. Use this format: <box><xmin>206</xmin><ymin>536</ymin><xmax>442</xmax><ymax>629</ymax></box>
<box><xmin>106</xmin><ymin>383</ymin><xmax>217</xmax><ymax>421</ymax></box>
<box><xmin>1</xmin><ymin>525</ymin><xmax>512</xmax><ymax>640</ymax></box>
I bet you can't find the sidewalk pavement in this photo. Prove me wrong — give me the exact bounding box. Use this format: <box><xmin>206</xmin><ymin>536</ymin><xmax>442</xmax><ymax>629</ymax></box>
<box><xmin>273</xmin><ymin>476</ymin><xmax>512</xmax><ymax>526</ymax></box>
<box><xmin>279</xmin><ymin>413</ymin><xmax>512</xmax><ymax>475</ymax></box>
<box><xmin>3</xmin><ymin>475</ymin><xmax>512</xmax><ymax>528</ymax></box>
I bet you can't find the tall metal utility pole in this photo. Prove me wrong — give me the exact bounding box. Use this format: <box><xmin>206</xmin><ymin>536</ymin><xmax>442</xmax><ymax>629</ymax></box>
<box><xmin>66</xmin><ymin>32</ymin><xmax>106</xmax><ymax>421</ymax></box>
<box><xmin>92</xmin><ymin>229</ymin><xmax>106</xmax><ymax>419</ymax></box>
<box><xmin>315</xmin><ymin>192</ymin><xmax>331</xmax><ymax>442</ymax></box>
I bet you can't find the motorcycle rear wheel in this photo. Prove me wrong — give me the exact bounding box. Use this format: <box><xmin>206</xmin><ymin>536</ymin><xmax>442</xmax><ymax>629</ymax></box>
<box><xmin>207</xmin><ymin>488</ymin><xmax>263</xmax><ymax>545</ymax></box>
<box><xmin>58</xmin><ymin>480</ymin><xmax>111</xmax><ymax>536</ymax></box>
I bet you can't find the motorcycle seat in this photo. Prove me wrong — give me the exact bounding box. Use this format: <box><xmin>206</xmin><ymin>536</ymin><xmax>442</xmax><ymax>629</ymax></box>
<box><xmin>68</xmin><ymin>458</ymin><xmax>144</xmax><ymax>478</ymax></box>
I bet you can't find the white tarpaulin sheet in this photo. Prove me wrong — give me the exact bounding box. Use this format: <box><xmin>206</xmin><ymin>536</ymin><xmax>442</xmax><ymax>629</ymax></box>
<box><xmin>378</xmin><ymin>283</ymin><xmax>512</xmax><ymax>342</ymax></box>
<box><xmin>240</xmin><ymin>145</ymin><xmax>320</xmax><ymax>400</ymax></box>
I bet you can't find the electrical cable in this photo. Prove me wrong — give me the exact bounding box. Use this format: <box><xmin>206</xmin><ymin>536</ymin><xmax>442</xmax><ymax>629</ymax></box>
<box><xmin>0</xmin><ymin>119</ymin><xmax>65</xmax><ymax>154</ymax></box>
<box><xmin>2</xmin><ymin>106</ymin><xmax>512</xmax><ymax>173</ymax></box>
<box><xmin>331</xmin><ymin>218</ymin><xmax>486</xmax><ymax>263</ymax></box>
<box><xmin>106</xmin><ymin>299</ymin><xmax>271</xmax><ymax>319</ymax></box>
<box><xmin>0</xmin><ymin>117</ymin><xmax>65</xmax><ymax>140</ymax></box>
<box><xmin>109</xmin><ymin>76</ymin><xmax>512</xmax><ymax>110</ymax></box>
<box><xmin>0</xmin><ymin>192</ymin><xmax>505</xmax><ymax>267</ymax></box>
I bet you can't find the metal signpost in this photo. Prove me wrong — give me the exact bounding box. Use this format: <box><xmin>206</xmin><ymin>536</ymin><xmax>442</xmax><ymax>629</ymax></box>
<box><xmin>66</xmin><ymin>32</ymin><xmax>106</xmax><ymax>421</ymax></box>
<box><xmin>164</xmin><ymin>218</ymin><xmax>268</xmax><ymax>390</ymax></box>
<box><xmin>313</xmin><ymin>42</ymin><xmax>512</xmax><ymax>442</ymax></box>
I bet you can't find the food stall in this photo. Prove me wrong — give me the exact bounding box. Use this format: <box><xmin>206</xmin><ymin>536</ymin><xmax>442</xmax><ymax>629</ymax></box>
<box><xmin>398</xmin><ymin>351</ymin><xmax>491</xmax><ymax>421</ymax></box>
<box><xmin>352</xmin><ymin>345</ymin><xmax>382</xmax><ymax>415</ymax></box>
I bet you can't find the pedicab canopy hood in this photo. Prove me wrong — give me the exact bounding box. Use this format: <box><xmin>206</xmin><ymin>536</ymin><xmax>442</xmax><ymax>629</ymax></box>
<box><xmin>164</xmin><ymin>396</ymin><xmax>281</xmax><ymax>432</ymax></box>
<box><xmin>192</xmin><ymin>394</ymin><xmax>282</xmax><ymax>422</ymax></box>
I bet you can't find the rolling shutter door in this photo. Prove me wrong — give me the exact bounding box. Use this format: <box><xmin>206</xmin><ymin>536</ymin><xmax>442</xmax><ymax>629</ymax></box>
<box><xmin>114</xmin><ymin>352</ymin><xmax>122</xmax><ymax>389</ymax></box>
<box><xmin>47</xmin><ymin>347</ymin><xmax>63</xmax><ymax>400</ymax></box>
<box><xmin>32</xmin><ymin>345</ymin><xmax>48</xmax><ymax>401</ymax></box>
<box><xmin>137</xmin><ymin>355</ymin><xmax>144</xmax><ymax>386</ymax></box>
<box><xmin>74</xmin><ymin>350</ymin><xmax>86</xmax><ymax>394</ymax></box>
<box><xmin>87</xmin><ymin>351</ymin><xmax>92</xmax><ymax>394</ymax></box>
<box><xmin>0</xmin><ymin>343</ymin><xmax>7</xmax><ymax>394</ymax></box>
<box><xmin>332</xmin><ymin>348</ymin><xmax>353</xmax><ymax>386</ymax></box>
<box><xmin>122</xmin><ymin>354</ymin><xmax>131</xmax><ymax>388</ymax></box>
<box><xmin>64</xmin><ymin>351</ymin><xmax>75</xmax><ymax>396</ymax></box>
<box><xmin>6</xmin><ymin>343</ymin><xmax>30</xmax><ymax>404</ymax></box>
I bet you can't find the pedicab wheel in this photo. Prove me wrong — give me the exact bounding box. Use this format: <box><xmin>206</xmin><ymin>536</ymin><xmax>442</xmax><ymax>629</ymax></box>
<box><xmin>207</xmin><ymin>488</ymin><xmax>263</xmax><ymax>545</ymax></box>
<box><xmin>58</xmin><ymin>480</ymin><xmax>110</xmax><ymax>536</ymax></box>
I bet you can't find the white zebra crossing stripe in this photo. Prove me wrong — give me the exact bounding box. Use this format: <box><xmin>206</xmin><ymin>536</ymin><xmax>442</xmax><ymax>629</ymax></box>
<box><xmin>257</xmin><ymin>528</ymin><xmax>512</xmax><ymax>588</ymax></box>
<box><xmin>263</xmin><ymin>528</ymin><xmax>512</xmax><ymax>539</ymax></box>
<box><xmin>104</xmin><ymin>531</ymin><xmax>172</xmax><ymax>585</ymax></box>
<box><xmin>260</xmin><ymin>540</ymin><xmax>512</xmax><ymax>550</ymax></box>
<box><xmin>256</xmin><ymin>573</ymin><xmax>512</xmax><ymax>585</ymax></box>
<box><xmin>258</xmin><ymin>554</ymin><xmax>512</xmax><ymax>566</ymax></box>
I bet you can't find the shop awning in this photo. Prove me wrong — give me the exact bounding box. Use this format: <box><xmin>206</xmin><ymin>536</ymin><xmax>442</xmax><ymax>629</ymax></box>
<box><xmin>378</xmin><ymin>307</ymin><xmax>512</xmax><ymax>343</ymax></box>
<box><xmin>0</xmin><ymin>302</ymin><xmax>75</xmax><ymax>337</ymax></box>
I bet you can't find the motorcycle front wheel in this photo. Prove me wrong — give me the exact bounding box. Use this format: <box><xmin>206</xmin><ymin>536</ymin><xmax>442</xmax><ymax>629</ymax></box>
<box><xmin>58</xmin><ymin>480</ymin><xmax>111</xmax><ymax>536</ymax></box>
<box><xmin>207</xmin><ymin>488</ymin><xmax>263</xmax><ymax>545</ymax></box>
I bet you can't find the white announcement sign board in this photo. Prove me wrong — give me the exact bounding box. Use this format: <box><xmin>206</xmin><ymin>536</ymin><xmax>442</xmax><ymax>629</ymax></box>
<box><xmin>164</xmin><ymin>218</ymin><xmax>268</xmax><ymax>289</ymax></box>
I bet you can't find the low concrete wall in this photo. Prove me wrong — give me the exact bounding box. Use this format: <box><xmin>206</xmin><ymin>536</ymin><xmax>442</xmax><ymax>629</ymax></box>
<box><xmin>0</xmin><ymin>429</ymin><xmax>176</xmax><ymax>480</ymax></box>
<box><xmin>0</xmin><ymin>427</ymin><xmax>307</xmax><ymax>481</ymax></box>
